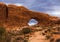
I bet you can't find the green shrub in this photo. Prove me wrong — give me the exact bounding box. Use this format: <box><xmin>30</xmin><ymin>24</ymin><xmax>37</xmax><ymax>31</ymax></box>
<box><xmin>22</xmin><ymin>28</ymin><xmax>31</xmax><ymax>34</ymax></box>
<box><xmin>0</xmin><ymin>27</ymin><xmax>6</xmax><ymax>36</ymax></box>
<box><xmin>0</xmin><ymin>27</ymin><xmax>6</xmax><ymax>41</ymax></box>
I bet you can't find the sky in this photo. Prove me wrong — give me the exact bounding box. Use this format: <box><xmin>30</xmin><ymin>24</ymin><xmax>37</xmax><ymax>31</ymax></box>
<box><xmin>0</xmin><ymin>0</ymin><xmax>60</xmax><ymax>17</ymax></box>
<box><xmin>28</xmin><ymin>19</ymin><xmax>38</xmax><ymax>26</ymax></box>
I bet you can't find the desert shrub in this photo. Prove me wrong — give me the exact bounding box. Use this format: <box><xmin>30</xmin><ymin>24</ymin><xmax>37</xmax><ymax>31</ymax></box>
<box><xmin>16</xmin><ymin>37</ymin><xmax>23</xmax><ymax>40</ymax></box>
<box><xmin>22</xmin><ymin>28</ymin><xmax>31</xmax><ymax>34</ymax></box>
<box><xmin>0</xmin><ymin>27</ymin><xmax>6</xmax><ymax>36</ymax></box>
<box><xmin>24</xmin><ymin>39</ymin><xmax>28</xmax><ymax>42</ymax></box>
<box><xmin>56</xmin><ymin>39</ymin><xmax>60</xmax><ymax>42</ymax></box>
<box><xmin>0</xmin><ymin>27</ymin><xmax>6</xmax><ymax>42</ymax></box>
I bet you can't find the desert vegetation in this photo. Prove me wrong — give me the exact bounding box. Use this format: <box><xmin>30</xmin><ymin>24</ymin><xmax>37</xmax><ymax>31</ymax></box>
<box><xmin>0</xmin><ymin>25</ymin><xmax>60</xmax><ymax>42</ymax></box>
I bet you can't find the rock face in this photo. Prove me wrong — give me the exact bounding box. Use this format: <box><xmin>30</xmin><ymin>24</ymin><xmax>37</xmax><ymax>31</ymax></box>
<box><xmin>0</xmin><ymin>3</ymin><xmax>60</xmax><ymax>27</ymax></box>
<box><xmin>0</xmin><ymin>3</ymin><xmax>8</xmax><ymax>26</ymax></box>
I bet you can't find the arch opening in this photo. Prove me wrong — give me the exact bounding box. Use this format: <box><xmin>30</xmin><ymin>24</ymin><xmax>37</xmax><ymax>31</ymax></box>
<box><xmin>28</xmin><ymin>19</ymin><xmax>38</xmax><ymax>26</ymax></box>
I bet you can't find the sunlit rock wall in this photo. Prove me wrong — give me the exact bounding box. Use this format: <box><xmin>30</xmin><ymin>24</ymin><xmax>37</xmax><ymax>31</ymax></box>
<box><xmin>0</xmin><ymin>3</ymin><xmax>59</xmax><ymax>27</ymax></box>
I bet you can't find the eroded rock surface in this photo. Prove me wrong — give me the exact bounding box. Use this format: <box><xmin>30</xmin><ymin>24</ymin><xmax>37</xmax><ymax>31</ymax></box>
<box><xmin>0</xmin><ymin>3</ymin><xmax>60</xmax><ymax>28</ymax></box>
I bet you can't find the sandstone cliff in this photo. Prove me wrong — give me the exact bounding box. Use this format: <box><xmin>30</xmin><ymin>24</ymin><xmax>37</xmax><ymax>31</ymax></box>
<box><xmin>0</xmin><ymin>3</ymin><xmax>60</xmax><ymax>28</ymax></box>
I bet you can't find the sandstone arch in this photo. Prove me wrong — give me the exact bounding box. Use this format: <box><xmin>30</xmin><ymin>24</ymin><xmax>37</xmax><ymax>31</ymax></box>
<box><xmin>0</xmin><ymin>3</ymin><xmax>60</xmax><ymax>27</ymax></box>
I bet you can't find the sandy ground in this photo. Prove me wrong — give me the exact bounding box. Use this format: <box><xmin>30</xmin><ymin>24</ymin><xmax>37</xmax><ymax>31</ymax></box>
<box><xmin>28</xmin><ymin>31</ymin><xmax>50</xmax><ymax>42</ymax></box>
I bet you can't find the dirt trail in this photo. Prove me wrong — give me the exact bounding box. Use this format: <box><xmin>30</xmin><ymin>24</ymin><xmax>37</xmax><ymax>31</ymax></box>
<box><xmin>29</xmin><ymin>31</ymin><xmax>50</xmax><ymax>42</ymax></box>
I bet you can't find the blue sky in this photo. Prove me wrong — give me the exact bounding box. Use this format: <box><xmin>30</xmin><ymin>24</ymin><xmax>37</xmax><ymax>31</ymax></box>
<box><xmin>28</xmin><ymin>19</ymin><xmax>38</xmax><ymax>26</ymax></box>
<box><xmin>0</xmin><ymin>0</ymin><xmax>60</xmax><ymax>17</ymax></box>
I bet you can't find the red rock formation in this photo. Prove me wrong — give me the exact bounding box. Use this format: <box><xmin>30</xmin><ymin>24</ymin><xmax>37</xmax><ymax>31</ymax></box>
<box><xmin>0</xmin><ymin>3</ymin><xmax>7</xmax><ymax>26</ymax></box>
<box><xmin>0</xmin><ymin>3</ymin><xmax>60</xmax><ymax>27</ymax></box>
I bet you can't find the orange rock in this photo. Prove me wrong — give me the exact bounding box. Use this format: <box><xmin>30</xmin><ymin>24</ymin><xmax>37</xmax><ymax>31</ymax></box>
<box><xmin>0</xmin><ymin>3</ymin><xmax>8</xmax><ymax>26</ymax></box>
<box><xmin>0</xmin><ymin>3</ymin><xmax>60</xmax><ymax>27</ymax></box>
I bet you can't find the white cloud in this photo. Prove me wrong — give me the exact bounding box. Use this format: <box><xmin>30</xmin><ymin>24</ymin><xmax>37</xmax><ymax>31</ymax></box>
<box><xmin>5</xmin><ymin>3</ymin><xmax>23</xmax><ymax>6</ymax></box>
<box><xmin>14</xmin><ymin>3</ymin><xmax>23</xmax><ymax>6</ymax></box>
<box><xmin>5</xmin><ymin>3</ymin><xmax>10</xmax><ymax>5</ymax></box>
<box><xmin>46</xmin><ymin>6</ymin><xmax>60</xmax><ymax>17</ymax></box>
